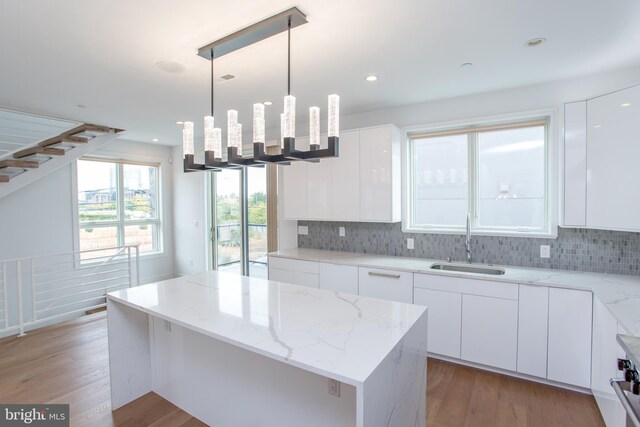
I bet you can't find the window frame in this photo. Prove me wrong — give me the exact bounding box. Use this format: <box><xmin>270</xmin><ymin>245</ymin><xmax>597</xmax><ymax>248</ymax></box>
<box><xmin>74</xmin><ymin>157</ymin><xmax>163</xmax><ymax>257</ymax></box>
<box><xmin>402</xmin><ymin>110</ymin><xmax>558</xmax><ymax>238</ymax></box>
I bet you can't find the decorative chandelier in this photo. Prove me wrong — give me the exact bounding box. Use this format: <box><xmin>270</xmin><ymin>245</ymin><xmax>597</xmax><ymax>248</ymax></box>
<box><xmin>183</xmin><ymin>7</ymin><xmax>340</xmax><ymax>173</ymax></box>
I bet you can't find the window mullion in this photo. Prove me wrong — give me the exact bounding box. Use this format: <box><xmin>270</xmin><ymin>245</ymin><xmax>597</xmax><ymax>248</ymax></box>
<box><xmin>117</xmin><ymin>163</ymin><xmax>125</xmax><ymax>247</ymax></box>
<box><xmin>468</xmin><ymin>132</ymin><xmax>478</xmax><ymax>232</ymax></box>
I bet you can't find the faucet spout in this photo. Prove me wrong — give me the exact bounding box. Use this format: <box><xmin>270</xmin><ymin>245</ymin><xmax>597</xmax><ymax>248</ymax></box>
<box><xmin>466</xmin><ymin>213</ymin><xmax>472</xmax><ymax>264</ymax></box>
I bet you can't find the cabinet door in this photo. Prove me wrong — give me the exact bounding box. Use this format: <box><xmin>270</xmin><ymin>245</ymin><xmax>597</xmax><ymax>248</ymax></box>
<box><xmin>564</xmin><ymin>101</ymin><xmax>587</xmax><ymax>227</ymax></box>
<box><xmin>461</xmin><ymin>294</ymin><xmax>518</xmax><ymax>371</ymax></box>
<box><xmin>331</xmin><ymin>130</ymin><xmax>360</xmax><ymax>221</ymax></box>
<box><xmin>318</xmin><ymin>263</ymin><xmax>358</xmax><ymax>294</ymax></box>
<box><xmin>359</xmin><ymin>126</ymin><xmax>393</xmax><ymax>222</ymax></box>
<box><xmin>358</xmin><ymin>267</ymin><xmax>413</xmax><ymax>303</ymax></box>
<box><xmin>413</xmin><ymin>288</ymin><xmax>462</xmax><ymax>358</ymax></box>
<box><xmin>547</xmin><ymin>288</ymin><xmax>592</xmax><ymax>388</ymax></box>
<box><xmin>307</xmin><ymin>157</ymin><xmax>332</xmax><ymax>220</ymax></box>
<box><xmin>517</xmin><ymin>285</ymin><xmax>549</xmax><ymax>378</ymax></box>
<box><xmin>586</xmin><ymin>84</ymin><xmax>640</xmax><ymax>231</ymax></box>
<box><xmin>282</xmin><ymin>160</ymin><xmax>308</xmax><ymax>220</ymax></box>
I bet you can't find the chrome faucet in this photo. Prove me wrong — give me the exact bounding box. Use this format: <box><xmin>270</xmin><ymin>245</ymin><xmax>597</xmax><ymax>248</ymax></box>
<box><xmin>465</xmin><ymin>213</ymin><xmax>472</xmax><ymax>264</ymax></box>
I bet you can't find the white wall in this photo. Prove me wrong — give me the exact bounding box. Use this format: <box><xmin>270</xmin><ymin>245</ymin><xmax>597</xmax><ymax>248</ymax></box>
<box><xmin>171</xmin><ymin>146</ymin><xmax>209</xmax><ymax>276</ymax></box>
<box><xmin>0</xmin><ymin>138</ymin><xmax>175</xmax><ymax>284</ymax></box>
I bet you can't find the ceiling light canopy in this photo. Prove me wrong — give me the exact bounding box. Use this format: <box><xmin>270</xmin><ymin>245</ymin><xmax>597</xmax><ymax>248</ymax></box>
<box><xmin>183</xmin><ymin>7</ymin><xmax>340</xmax><ymax>172</ymax></box>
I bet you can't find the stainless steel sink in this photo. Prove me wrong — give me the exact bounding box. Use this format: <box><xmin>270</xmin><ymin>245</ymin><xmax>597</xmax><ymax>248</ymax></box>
<box><xmin>430</xmin><ymin>263</ymin><xmax>505</xmax><ymax>275</ymax></box>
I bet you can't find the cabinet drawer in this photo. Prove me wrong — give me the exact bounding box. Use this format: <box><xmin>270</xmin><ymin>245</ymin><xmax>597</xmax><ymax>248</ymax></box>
<box><xmin>358</xmin><ymin>267</ymin><xmax>413</xmax><ymax>303</ymax></box>
<box><xmin>318</xmin><ymin>263</ymin><xmax>358</xmax><ymax>294</ymax></box>
<box><xmin>268</xmin><ymin>267</ymin><xmax>319</xmax><ymax>288</ymax></box>
<box><xmin>414</xmin><ymin>273</ymin><xmax>518</xmax><ymax>300</ymax></box>
<box><xmin>268</xmin><ymin>256</ymin><xmax>318</xmax><ymax>274</ymax></box>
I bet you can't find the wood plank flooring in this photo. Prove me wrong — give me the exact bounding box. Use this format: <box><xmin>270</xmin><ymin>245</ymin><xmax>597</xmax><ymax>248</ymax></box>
<box><xmin>0</xmin><ymin>313</ymin><xmax>605</xmax><ymax>426</ymax></box>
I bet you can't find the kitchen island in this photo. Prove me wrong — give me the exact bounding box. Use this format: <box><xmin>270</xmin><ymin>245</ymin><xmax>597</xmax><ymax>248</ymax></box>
<box><xmin>106</xmin><ymin>271</ymin><xmax>428</xmax><ymax>427</ymax></box>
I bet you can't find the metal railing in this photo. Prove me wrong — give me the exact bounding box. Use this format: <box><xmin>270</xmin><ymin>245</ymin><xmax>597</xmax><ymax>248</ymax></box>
<box><xmin>0</xmin><ymin>245</ymin><xmax>139</xmax><ymax>337</ymax></box>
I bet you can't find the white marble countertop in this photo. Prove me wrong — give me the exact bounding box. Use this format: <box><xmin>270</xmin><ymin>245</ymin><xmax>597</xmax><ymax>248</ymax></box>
<box><xmin>107</xmin><ymin>270</ymin><xmax>427</xmax><ymax>387</ymax></box>
<box><xmin>269</xmin><ymin>248</ymin><xmax>640</xmax><ymax>337</ymax></box>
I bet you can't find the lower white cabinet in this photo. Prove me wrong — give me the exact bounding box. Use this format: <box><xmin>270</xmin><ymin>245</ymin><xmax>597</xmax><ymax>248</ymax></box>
<box><xmin>461</xmin><ymin>294</ymin><xmax>518</xmax><ymax>371</ymax></box>
<box><xmin>267</xmin><ymin>256</ymin><xmax>319</xmax><ymax>288</ymax></box>
<box><xmin>517</xmin><ymin>285</ymin><xmax>549</xmax><ymax>378</ymax></box>
<box><xmin>358</xmin><ymin>267</ymin><xmax>413</xmax><ymax>303</ymax></box>
<box><xmin>413</xmin><ymin>288</ymin><xmax>461</xmax><ymax>358</ymax></box>
<box><xmin>547</xmin><ymin>288</ymin><xmax>592</xmax><ymax>388</ymax></box>
<box><xmin>318</xmin><ymin>263</ymin><xmax>358</xmax><ymax>294</ymax></box>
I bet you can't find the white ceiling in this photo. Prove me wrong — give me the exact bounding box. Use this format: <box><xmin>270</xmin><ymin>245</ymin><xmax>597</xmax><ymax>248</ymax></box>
<box><xmin>1</xmin><ymin>0</ymin><xmax>639</xmax><ymax>146</ymax></box>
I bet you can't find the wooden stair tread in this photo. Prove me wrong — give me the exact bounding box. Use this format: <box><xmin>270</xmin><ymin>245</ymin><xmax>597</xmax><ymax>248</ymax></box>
<box><xmin>38</xmin><ymin>135</ymin><xmax>89</xmax><ymax>148</ymax></box>
<box><xmin>14</xmin><ymin>146</ymin><xmax>66</xmax><ymax>159</ymax></box>
<box><xmin>0</xmin><ymin>159</ymin><xmax>39</xmax><ymax>169</ymax></box>
<box><xmin>0</xmin><ymin>175</ymin><xmax>9</xmax><ymax>183</ymax></box>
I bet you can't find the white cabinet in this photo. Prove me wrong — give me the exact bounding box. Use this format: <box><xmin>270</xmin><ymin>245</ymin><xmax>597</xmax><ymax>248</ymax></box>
<box><xmin>413</xmin><ymin>288</ymin><xmax>461</xmax><ymax>358</ymax></box>
<box><xmin>563</xmin><ymin>101</ymin><xmax>587</xmax><ymax>227</ymax></box>
<box><xmin>331</xmin><ymin>130</ymin><xmax>360</xmax><ymax>221</ymax></box>
<box><xmin>592</xmin><ymin>298</ymin><xmax>628</xmax><ymax>427</ymax></box>
<box><xmin>359</xmin><ymin>126</ymin><xmax>401</xmax><ymax>222</ymax></box>
<box><xmin>267</xmin><ymin>256</ymin><xmax>318</xmax><ymax>288</ymax></box>
<box><xmin>461</xmin><ymin>294</ymin><xmax>518</xmax><ymax>371</ymax></box>
<box><xmin>547</xmin><ymin>288</ymin><xmax>592</xmax><ymax>388</ymax></box>
<box><xmin>517</xmin><ymin>285</ymin><xmax>549</xmax><ymax>378</ymax></box>
<box><xmin>282</xmin><ymin>125</ymin><xmax>400</xmax><ymax>222</ymax></box>
<box><xmin>282</xmin><ymin>160</ymin><xmax>308</xmax><ymax>220</ymax></box>
<box><xmin>318</xmin><ymin>263</ymin><xmax>358</xmax><ymax>294</ymax></box>
<box><xmin>358</xmin><ymin>267</ymin><xmax>413</xmax><ymax>303</ymax></box>
<box><xmin>586</xmin><ymin>84</ymin><xmax>640</xmax><ymax>231</ymax></box>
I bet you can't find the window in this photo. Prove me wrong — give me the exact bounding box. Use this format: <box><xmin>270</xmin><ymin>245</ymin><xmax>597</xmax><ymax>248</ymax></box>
<box><xmin>405</xmin><ymin>117</ymin><xmax>551</xmax><ymax>236</ymax></box>
<box><xmin>77</xmin><ymin>159</ymin><xmax>161</xmax><ymax>257</ymax></box>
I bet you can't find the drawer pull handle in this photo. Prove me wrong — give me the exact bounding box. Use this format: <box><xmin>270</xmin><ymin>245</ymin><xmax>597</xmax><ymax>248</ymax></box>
<box><xmin>368</xmin><ymin>272</ymin><xmax>401</xmax><ymax>279</ymax></box>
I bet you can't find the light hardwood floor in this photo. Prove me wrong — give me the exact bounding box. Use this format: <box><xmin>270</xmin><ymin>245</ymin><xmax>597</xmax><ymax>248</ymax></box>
<box><xmin>0</xmin><ymin>313</ymin><xmax>605</xmax><ymax>426</ymax></box>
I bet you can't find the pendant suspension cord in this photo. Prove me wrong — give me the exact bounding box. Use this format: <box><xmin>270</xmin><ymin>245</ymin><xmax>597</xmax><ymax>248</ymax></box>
<box><xmin>287</xmin><ymin>17</ymin><xmax>291</xmax><ymax>96</ymax></box>
<box><xmin>210</xmin><ymin>49</ymin><xmax>215</xmax><ymax>117</ymax></box>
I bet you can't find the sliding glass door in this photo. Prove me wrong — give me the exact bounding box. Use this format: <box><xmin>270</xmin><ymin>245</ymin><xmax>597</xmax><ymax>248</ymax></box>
<box><xmin>212</xmin><ymin>167</ymin><xmax>267</xmax><ymax>278</ymax></box>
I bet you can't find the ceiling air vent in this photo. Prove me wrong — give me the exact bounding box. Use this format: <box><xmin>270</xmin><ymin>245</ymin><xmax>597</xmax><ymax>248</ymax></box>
<box><xmin>215</xmin><ymin>74</ymin><xmax>236</xmax><ymax>83</ymax></box>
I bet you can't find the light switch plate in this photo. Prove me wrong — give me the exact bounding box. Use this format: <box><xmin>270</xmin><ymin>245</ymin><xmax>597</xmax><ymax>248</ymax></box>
<box><xmin>298</xmin><ymin>225</ymin><xmax>309</xmax><ymax>235</ymax></box>
<box><xmin>339</xmin><ymin>227</ymin><xmax>345</xmax><ymax>237</ymax></box>
<box><xmin>407</xmin><ymin>238</ymin><xmax>414</xmax><ymax>250</ymax></box>
<box><xmin>540</xmin><ymin>245</ymin><xmax>550</xmax><ymax>258</ymax></box>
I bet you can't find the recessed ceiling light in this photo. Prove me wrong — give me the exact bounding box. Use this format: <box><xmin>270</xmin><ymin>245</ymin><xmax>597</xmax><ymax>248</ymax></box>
<box><xmin>365</xmin><ymin>75</ymin><xmax>378</xmax><ymax>82</ymax></box>
<box><xmin>526</xmin><ymin>38</ymin><xmax>546</xmax><ymax>47</ymax></box>
<box><xmin>156</xmin><ymin>61</ymin><xmax>186</xmax><ymax>74</ymax></box>
<box><xmin>593</xmin><ymin>124</ymin><xmax>603</xmax><ymax>128</ymax></box>
<box><xmin>176</xmin><ymin>121</ymin><xmax>184</xmax><ymax>125</ymax></box>
<box><xmin>264</xmin><ymin>101</ymin><xmax>273</xmax><ymax>106</ymax></box>
<box><xmin>460</xmin><ymin>62</ymin><xmax>473</xmax><ymax>68</ymax></box>
<box><xmin>152</xmin><ymin>138</ymin><xmax>159</xmax><ymax>142</ymax></box>
<box><xmin>621</xmin><ymin>102</ymin><xmax>631</xmax><ymax>107</ymax></box>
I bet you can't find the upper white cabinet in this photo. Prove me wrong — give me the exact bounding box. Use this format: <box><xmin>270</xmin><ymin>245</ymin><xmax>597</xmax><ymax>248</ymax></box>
<box><xmin>563</xmin><ymin>84</ymin><xmax>640</xmax><ymax>231</ymax></box>
<box><xmin>586</xmin><ymin>84</ymin><xmax>640</xmax><ymax>231</ymax></box>
<box><xmin>282</xmin><ymin>125</ymin><xmax>400</xmax><ymax>222</ymax></box>
<box><xmin>563</xmin><ymin>101</ymin><xmax>587</xmax><ymax>227</ymax></box>
<box><xmin>359</xmin><ymin>126</ymin><xmax>401</xmax><ymax>222</ymax></box>
<box><xmin>547</xmin><ymin>287</ymin><xmax>592</xmax><ymax>388</ymax></box>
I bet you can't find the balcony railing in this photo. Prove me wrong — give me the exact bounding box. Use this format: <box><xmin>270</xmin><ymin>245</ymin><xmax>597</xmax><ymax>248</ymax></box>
<box><xmin>0</xmin><ymin>245</ymin><xmax>139</xmax><ymax>338</ymax></box>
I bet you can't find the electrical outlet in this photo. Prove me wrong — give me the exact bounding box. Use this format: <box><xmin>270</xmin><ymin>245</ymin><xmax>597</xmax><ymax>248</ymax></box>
<box><xmin>192</xmin><ymin>220</ymin><xmax>199</xmax><ymax>229</ymax></box>
<box><xmin>339</xmin><ymin>227</ymin><xmax>346</xmax><ymax>237</ymax></box>
<box><xmin>540</xmin><ymin>245</ymin><xmax>551</xmax><ymax>259</ymax></box>
<box><xmin>297</xmin><ymin>225</ymin><xmax>309</xmax><ymax>235</ymax></box>
<box><xmin>189</xmin><ymin>258</ymin><xmax>194</xmax><ymax>267</ymax></box>
<box><xmin>163</xmin><ymin>320</ymin><xmax>172</xmax><ymax>332</ymax></box>
<box><xmin>328</xmin><ymin>378</ymin><xmax>340</xmax><ymax>397</ymax></box>
<box><xmin>407</xmin><ymin>238</ymin><xmax>414</xmax><ymax>250</ymax></box>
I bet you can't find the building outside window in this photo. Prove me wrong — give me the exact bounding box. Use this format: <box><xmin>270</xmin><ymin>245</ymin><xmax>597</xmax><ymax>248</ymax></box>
<box><xmin>405</xmin><ymin>117</ymin><xmax>552</xmax><ymax>236</ymax></box>
<box><xmin>76</xmin><ymin>158</ymin><xmax>161</xmax><ymax>258</ymax></box>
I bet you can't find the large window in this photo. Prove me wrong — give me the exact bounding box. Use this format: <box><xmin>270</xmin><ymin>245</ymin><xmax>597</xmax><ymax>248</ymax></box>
<box><xmin>406</xmin><ymin>117</ymin><xmax>551</xmax><ymax>236</ymax></box>
<box><xmin>77</xmin><ymin>159</ymin><xmax>161</xmax><ymax>257</ymax></box>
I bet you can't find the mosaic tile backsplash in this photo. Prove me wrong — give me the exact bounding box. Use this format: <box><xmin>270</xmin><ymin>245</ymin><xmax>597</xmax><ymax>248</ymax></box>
<box><xmin>298</xmin><ymin>222</ymin><xmax>640</xmax><ymax>276</ymax></box>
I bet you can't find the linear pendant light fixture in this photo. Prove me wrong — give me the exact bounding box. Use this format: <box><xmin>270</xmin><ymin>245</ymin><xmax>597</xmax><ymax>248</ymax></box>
<box><xmin>183</xmin><ymin>7</ymin><xmax>339</xmax><ymax>173</ymax></box>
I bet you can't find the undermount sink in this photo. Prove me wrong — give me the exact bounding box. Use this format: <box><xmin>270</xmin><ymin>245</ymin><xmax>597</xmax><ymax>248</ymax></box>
<box><xmin>430</xmin><ymin>263</ymin><xmax>506</xmax><ymax>275</ymax></box>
